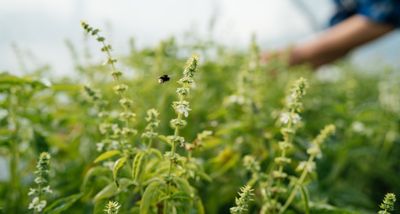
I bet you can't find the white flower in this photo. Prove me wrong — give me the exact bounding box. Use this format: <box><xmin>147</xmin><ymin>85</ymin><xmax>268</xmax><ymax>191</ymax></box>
<box><xmin>351</xmin><ymin>121</ymin><xmax>365</xmax><ymax>133</ymax></box>
<box><xmin>173</xmin><ymin>101</ymin><xmax>191</xmax><ymax>117</ymax></box>
<box><xmin>280</xmin><ymin>112</ymin><xmax>290</xmax><ymax>124</ymax></box>
<box><xmin>96</xmin><ymin>142</ymin><xmax>105</xmax><ymax>151</ymax></box>
<box><xmin>280</xmin><ymin>112</ymin><xmax>301</xmax><ymax>125</ymax></box>
<box><xmin>307</xmin><ymin>144</ymin><xmax>321</xmax><ymax>157</ymax></box>
<box><xmin>28</xmin><ymin>197</ymin><xmax>47</xmax><ymax>212</ymax></box>
<box><xmin>177</xmin><ymin>105</ymin><xmax>190</xmax><ymax>117</ymax></box>
<box><xmin>28</xmin><ymin>188</ymin><xmax>37</xmax><ymax>196</ymax></box>
<box><xmin>42</xmin><ymin>185</ymin><xmax>53</xmax><ymax>194</ymax></box>
<box><xmin>296</xmin><ymin>161</ymin><xmax>315</xmax><ymax>173</ymax></box>
<box><xmin>226</xmin><ymin>94</ymin><xmax>247</xmax><ymax>105</ymax></box>
<box><xmin>104</xmin><ymin>201</ymin><xmax>121</xmax><ymax>214</ymax></box>
<box><xmin>210</xmin><ymin>120</ymin><xmax>219</xmax><ymax>127</ymax></box>
<box><xmin>103</xmin><ymin>161</ymin><xmax>115</xmax><ymax>170</ymax></box>
<box><xmin>110</xmin><ymin>141</ymin><xmax>119</xmax><ymax>150</ymax></box>
<box><xmin>292</xmin><ymin>113</ymin><xmax>301</xmax><ymax>124</ymax></box>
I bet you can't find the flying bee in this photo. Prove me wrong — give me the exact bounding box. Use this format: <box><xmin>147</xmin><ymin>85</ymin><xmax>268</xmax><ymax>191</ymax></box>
<box><xmin>158</xmin><ymin>74</ymin><xmax>170</xmax><ymax>84</ymax></box>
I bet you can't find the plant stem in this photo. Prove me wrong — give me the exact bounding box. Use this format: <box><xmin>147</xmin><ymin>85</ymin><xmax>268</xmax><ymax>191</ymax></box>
<box><xmin>8</xmin><ymin>89</ymin><xmax>20</xmax><ymax>213</ymax></box>
<box><xmin>279</xmin><ymin>156</ymin><xmax>315</xmax><ymax>214</ymax></box>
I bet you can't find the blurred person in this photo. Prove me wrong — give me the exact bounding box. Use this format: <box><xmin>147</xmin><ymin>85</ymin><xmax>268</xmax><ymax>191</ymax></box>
<box><xmin>262</xmin><ymin>0</ymin><xmax>400</xmax><ymax>68</ymax></box>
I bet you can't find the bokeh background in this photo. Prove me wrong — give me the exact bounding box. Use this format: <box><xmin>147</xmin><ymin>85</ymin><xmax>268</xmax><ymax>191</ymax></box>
<box><xmin>1</xmin><ymin>1</ymin><xmax>400</xmax><ymax>213</ymax></box>
<box><xmin>1</xmin><ymin>0</ymin><xmax>400</xmax><ymax>76</ymax></box>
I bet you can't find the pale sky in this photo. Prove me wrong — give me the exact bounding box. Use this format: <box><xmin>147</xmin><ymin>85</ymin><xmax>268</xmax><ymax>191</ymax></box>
<box><xmin>0</xmin><ymin>0</ymin><xmax>399</xmax><ymax>76</ymax></box>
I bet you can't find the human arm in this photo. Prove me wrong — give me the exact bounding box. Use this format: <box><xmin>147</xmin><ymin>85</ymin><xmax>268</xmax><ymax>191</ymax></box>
<box><xmin>262</xmin><ymin>15</ymin><xmax>394</xmax><ymax>68</ymax></box>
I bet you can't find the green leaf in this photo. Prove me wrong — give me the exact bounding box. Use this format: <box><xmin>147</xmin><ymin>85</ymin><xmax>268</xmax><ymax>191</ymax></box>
<box><xmin>93</xmin><ymin>183</ymin><xmax>118</xmax><ymax>203</ymax></box>
<box><xmin>300</xmin><ymin>185</ymin><xmax>310</xmax><ymax>214</ymax></box>
<box><xmin>310</xmin><ymin>203</ymin><xmax>359</xmax><ymax>214</ymax></box>
<box><xmin>196</xmin><ymin>170</ymin><xmax>212</xmax><ymax>182</ymax></box>
<box><xmin>148</xmin><ymin>148</ymin><xmax>163</xmax><ymax>159</ymax></box>
<box><xmin>173</xmin><ymin>177</ymin><xmax>194</xmax><ymax>197</ymax></box>
<box><xmin>158</xmin><ymin>135</ymin><xmax>172</xmax><ymax>146</ymax></box>
<box><xmin>195</xmin><ymin>197</ymin><xmax>205</xmax><ymax>214</ymax></box>
<box><xmin>51</xmin><ymin>83</ymin><xmax>82</xmax><ymax>92</ymax></box>
<box><xmin>43</xmin><ymin>193</ymin><xmax>83</xmax><ymax>214</ymax></box>
<box><xmin>113</xmin><ymin>156</ymin><xmax>127</xmax><ymax>187</ymax></box>
<box><xmin>140</xmin><ymin>181</ymin><xmax>167</xmax><ymax>214</ymax></box>
<box><xmin>93</xmin><ymin>178</ymin><xmax>132</xmax><ymax>202</ymax></box>
<box><xmin>0</xmin><ymin>72</ymin><xmax>48</xmax><ymax>90</ymax></box>
<box><xmin>81</xmin><ymin>166</ymin><xmax>110</xmax><ymax>192</ymax></box>
<box><xmin>132</xmin><ymin>151</ymin><xmax>145</xmax><ymax>182</ymax></box>
<box><xmin>169</xmin><ymin>192</ymin><xmax>191</xmax><ymax>201</ymax></box>
<box><xmin>94</xmin><ymin>150</ymin><xmax>120</xmax><ymax>163</ymax></box>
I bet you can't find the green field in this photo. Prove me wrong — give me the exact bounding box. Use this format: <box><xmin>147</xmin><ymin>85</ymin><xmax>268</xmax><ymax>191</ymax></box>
<box><xmin>0</xmin><ymin>22</ymin><xmax>399</xmax><ymax>214</ymax></box>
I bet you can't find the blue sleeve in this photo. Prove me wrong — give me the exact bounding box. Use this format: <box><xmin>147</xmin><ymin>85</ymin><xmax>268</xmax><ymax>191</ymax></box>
<box><xmin>330</xmin><ymin>0</ymin><xmax>400</xmax><ymax>28</ymax></box>
<box><xmin>357</xmin><ymin>0</ymin><xmax>400</xmax><ymax>27</ymax></box>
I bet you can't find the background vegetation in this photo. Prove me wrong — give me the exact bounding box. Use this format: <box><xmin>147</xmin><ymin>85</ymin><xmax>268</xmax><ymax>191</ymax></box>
<box><xmin>0</xmin><ymin>23</ymin><xmax>399</xmax><ymax>213</ymax></box>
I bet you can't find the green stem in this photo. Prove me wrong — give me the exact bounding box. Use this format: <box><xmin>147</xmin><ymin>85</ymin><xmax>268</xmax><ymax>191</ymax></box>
<box><xmin>300</xmin><ymin>185</ymin><xmax>310</xmax><ymax>214</ymax></box>
<box><xmin>267</xmin><ymin>109</ymin><xmax>295</xmax><ymax>212</ymax></box>
<box><xmin>279</xmin><ymin>156</ymin><xmax>315</xmax><ymax>214</ymax></box>
<box><xmin>8</xmin><ymin>90</ymin><xmax>20</xmax><ymax>212</ymax></box>
<box><xmin>147</xmin><ymin>138</ymin><xmax>153</xmax><ymax>149</ymax></box>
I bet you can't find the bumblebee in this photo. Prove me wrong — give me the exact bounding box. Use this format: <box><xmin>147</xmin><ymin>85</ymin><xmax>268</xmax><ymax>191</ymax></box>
<box><xmin>158</xmin><ymin>74</ymin><xmax>170</xmax><ymax>83</ymax></box>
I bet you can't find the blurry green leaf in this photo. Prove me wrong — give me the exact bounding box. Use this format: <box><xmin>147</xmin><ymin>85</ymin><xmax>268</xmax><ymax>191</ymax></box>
<box><xmin>209</xmin><ymin>147</ymin><xmax>240</xmax><ymax>176</ymax></box>
<box><xmin>0</xmin><ymin>128</ymin><xmax>13</xmax><ymax>136</ymax></box>
<box><xmin>169</xmin><ymin>192</ymin><xmax>191</xmax><ymax>201</ymax></box>
<box><xmin>195</xmin><ymin>197</ymin><xmax>205</xmax><ymax>214</ymax></box>
<box><xmin>94</xmin><ymin>150</ymin><xmax>120</xmax><ymax>163</ymax></box>
<box><xmin>132</xmin><ymin>151</ymin><xmax>145</xmax><ymax>182</ymax></box>
<box><xmin>158</xmin><ymin>135</ymin><xmax>172</xmax><ymax>146</ymax></box>
<box><xmin>113</xmin><ymin>156</ymin><xmax>127</xmax><ymax>187</ymax></box>
<box><xmin>51</xmin><ymin>83</ymin><xmax>82</xmax><ymax>92</ymax></box>
<box><xmin>81</xmin><ymin>166</ymin><xmax>110</xmax><ymax>192</ymax></box>
<box><xmin>0</xmin><ymin>72</ymin><xmax>48</xmax><ymax>90</ymax></box>
<box><xmin>173</xmin><ymin>177</ymin><xmax>193</xmax><ymax>196</ymax></box>
<box><xmin>93</xmin><ymin>178</ymin><xmax>131</xmax><ymax>202</ymax></box>
<box><xmin>43</xmin><ymin>193</ymin><xmax>83</xmax><ymax>214</ymax></box>
<box><xmin>148</xmin><ymin>148</ymin><xmax>163</xmax><ymax>159</ymax></box>
<box><xmin>196</xmin><ymin>170</ymin><xmax>212</xmax><ymax>182</ymax></box>
<box><xmin>310</xmin><ymin>203</ymin><xmax>359</xmax><ymax>214</ymax></box>
<box><xmin>93</xmin><ymin>183</ymin><xmax>117</xmax><ymax>203</ymax></box>
<box><xmin>300</xmin><ymin>185</ymin><xmax>310</xmax><ymax>214</ymax></box>
<box><xmin>140</xmin><ymin>181</ymin><xmax>167</xmax><ymax>214</ymax></box>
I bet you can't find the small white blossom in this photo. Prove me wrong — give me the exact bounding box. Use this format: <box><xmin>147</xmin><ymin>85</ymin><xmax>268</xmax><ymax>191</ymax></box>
<box><xmin>28</xmin><ymin>197</ymin><xmax>47</xmax><ymax>212</ymax></box>
<box><xmin>173</xmin><ymin>101</ymin><xmax>191</xmax><ymax>117</ymax></box>
<box><xmin>42</xmin><ymin>185</ymin><xmax>53</xmax><ymax>194</ymax></box>
<box><xmin>103</xmin><ymin>161</ymin><xmax>115</xmax><ymax>170</ymax></box>
<box><xmin>280</xmin><ymin>112</ymin><xmax>290</xmax><ymax>124</ymax></box>
<box><xmin>210</xmin><ymin>120</ymin><xmax>219</xmax><ymax>127</ymax></box>
<box><xmin>280</xmin><ymin>112</ymin><xmax>301</xmax><ymax>125</ymax></box>
<box><xmin>227</xmin><ymin>95</ymin><xmax>246</xmax><ymax>105</ymax></box>
<box><xmin>296</xmin><ymin>161</ymin><xmax>315</xmax><ymax>173</ymax></box>
<box><xmin>104</xmin><ymin>201</ymin><xmax>121</xmax><ymax>214</ymax></box>
<box><xmin>351</xmin><ymin>121</ymin><xmax>365</xmax><ymax>133</ymax></box>
<box><xmin>110</xmin><ymin>141</ymin><xmax>119</xmax><ymax>150</ymax></box>
<box><xmin>307</xmin><ymin>144</ymin><xmax>321</xmax><ymax>157</ymax></box>
<box><xmin>96</xmin><ymin>142</ymin><xmax>105</xmax><ymax>151</ymax></box>
<box><xmin>28</xmin><ymin>188</ymin><xmax>37</xmax><ymax>196</ymax></box>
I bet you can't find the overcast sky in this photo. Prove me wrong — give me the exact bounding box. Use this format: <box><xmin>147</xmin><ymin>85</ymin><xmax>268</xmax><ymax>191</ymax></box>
<box><xmin>1</xmin><ymin>0</ymin><xmax>399</xmax><ymax>76</ymax></box>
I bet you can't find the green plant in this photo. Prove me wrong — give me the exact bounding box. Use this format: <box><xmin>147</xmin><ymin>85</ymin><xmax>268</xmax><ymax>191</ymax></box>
<box><xmin>1</xmin><ymin>19</ymin><xmax>399</xmax><ymax>214</ymax></box>
<box><xmin>230</xmin><ymin>185</ymin><xmax>254</xmax><ymax>214</ymax></box>
<box><xmin>28</xmin><ymin>152</ymin><xmax>52</xmax><ymax>213</ymax></box>
<box><xmin>378</xmin><ymin>193</ymin><xmax>396</xmax><ymax>214</ymax></box>
<box><xmin>280</xmin><ymin>124</ymin><xmax>335</xmax><ymax>213</ymax></box>
<box><xmin>104</xmin><ymin>200</ymin><xmax>121</xmax><ymax>214</ymax></box>
<box><xmin>80</xmin><ymin>21</ymin><xmax>209</xmax><ymax>213</ymax></box>
<box><xmin>260</xmin><ymin>77</ymin><xmax>309</xmax><ymax>213</ymax></box>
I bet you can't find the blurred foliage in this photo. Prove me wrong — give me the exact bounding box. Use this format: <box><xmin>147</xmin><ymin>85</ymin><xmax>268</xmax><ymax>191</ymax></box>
<box><xmin>0</xmin><ymin>31</ymin><xmax>399</xmax><ymax>214</ymax></box>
